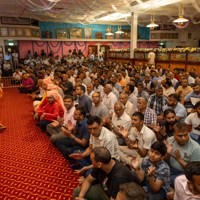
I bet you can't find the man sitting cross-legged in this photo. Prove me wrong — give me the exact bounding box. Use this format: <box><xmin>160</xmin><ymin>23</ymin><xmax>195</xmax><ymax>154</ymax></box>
<box><xmin>54</xmin><ymin>106</ymin><xmax>90</xmax><ymax>167</ymax></box>
<box><xmin>73</xmin><ymin>147</ymin><xmax>134</xmax><ymax>200</ymax></box>
<box><xmin>46</xmin><ymin>95</ymin><xmax>76</xmax><ymax>141</ymax></box>
<box><xmin>70</xmin><ymin>116</ymin><xmax>119</xmax><ymax>175</ymax></box>
<box><xmin>164</xmin><ymin>123</ymin><xmax>200</xmax><ymax>188</ymax></box>
<box><xmin>118</xmin><ymin>112</ymin><xmax>157</xmax><ymax>165</ymax></box>
<box><xmin>131</xmin><ymin>141</ymin><xmax>170</xmax><ymax>200</ymax></box>
<box><xmin>34</xmin><ymin>90</ymin><xmax>65</xmax><ymax>131</ymax></box>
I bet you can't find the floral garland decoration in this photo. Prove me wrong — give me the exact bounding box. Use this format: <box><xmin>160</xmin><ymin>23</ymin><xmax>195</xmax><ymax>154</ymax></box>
<box><xmin>134</xmin><ymin>47</ymin><xmax>200</xmax><ymax>53</ymax></box>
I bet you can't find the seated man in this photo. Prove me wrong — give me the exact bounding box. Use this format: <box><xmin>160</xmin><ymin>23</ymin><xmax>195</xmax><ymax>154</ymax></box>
<box><xmin>70</xmin><ymin>116</ymin><xmax>119</xmax><ymax>173</ymax></box>
<box><xmin>148</xmin><ymin>85</ymin><xmax>167</xmax><ymax>116</ymax></box>
<box><xmin>18</xmin><ymin>73</ymin><xmax>35</xmax><ymax>93</ymax></box>
<box><xmin>119</xmin><ymin>112</ymin><xmax>157</xmax><ymax>165</ymax></box>
<box><xmin>131</xmin><ymin>141</ymin><xmax>170</xmax><ymax>200</ymax></box>
<box><xmin>12</xmin><ymin>69</ymin><xmax>22</xmax><ymax>84</ymax></box>
<box><xmin>34</xmin><ymin>90</ymin><xmax>64</xmax><ymax>131</ymax></box>
<box><xmin>119</xmin><ymin>92</ymin><xmax>135</xmax><ymax>117</ymax></box>
<box><xmin>183</xmin><ymin>83</ymin><xmax>200</xmax><ymax>111</ymax></box>
<box><xmin>175</xmin><ymin>78</ymin><xmax>192</xmax><ymax>103</ymax></box>
<box><xmin>75</xmin><ymin>85</ymin><xmax>92</xmax><ymax>116</ymax></box>
<box><xmin>137</xmin><ymin>97</ymin><xmax>157</xmax><ymax>128</ymax></box>
<box><xmin>185</xmin><ymin>101</ymin><xmax>200</xmax><ymax>144</ymax></box>
<box><xmin>165</xmin><ymin>123</ymin><xmax>200</xmax><ymax>187</ymax></box>
<box><xmin>54</xmin><ymin>106</ymin><xmax>90</xmax><ymax>165</ymax></box>
<box><xmin>73</xmin><ymin>147</ymin><xmax>134</xmax><ymax>200</ymax></box>
<box><xmin>104</xmin><ymin>102</ymin><xmax>132</xmax><ymax>145</ymax></box>
<box><xmin>174</xmin><ymin>161</ymin><xmax>200</xmax><ymax>200</ymax></box>
<box><xmin>164</xmin><ymin>93</ymin><xmax>187</xmax><ymax>123</ymax></box>
<box><xmin>116</xmin><ymin>182</ymin><xmax>147</xmax><ymax>200</ymax></box>
<box><xmin>47</xmin><ymin>95</ymin><xmax>76</xmax><ymax>141</ymax></box>
<box><xmin>102</xmin><ymin>83</ymin><xmax>118</xmax><ymax>111</ymax></box>
<box><xmin>59</xmin><ymin>74</ymin><xmax>73</xmax><ymax>95</ymax></box>
<box><xmin>152</xmin><ymin>109</ymin><xmax>177</xmax><ymax>141</ymax></box>
<box><xmin>90</xmin><ymin>92</ymin><xmax>109</xmax><ymax>118</ymax></box>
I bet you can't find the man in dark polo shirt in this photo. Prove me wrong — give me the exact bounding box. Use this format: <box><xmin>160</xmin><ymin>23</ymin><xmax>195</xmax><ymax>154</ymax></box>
<box><xmin>73</xmin><ymin>147</ymin><xmax>134</xmax><ymax>200</ymax></box>
<box><xmin>75</xmin><ymin>85</ymin><xmax>92</xmax><ymax>116</ymax></box>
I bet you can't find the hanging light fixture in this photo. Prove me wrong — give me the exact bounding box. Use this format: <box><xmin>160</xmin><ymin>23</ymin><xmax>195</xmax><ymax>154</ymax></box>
<box><xmin>105</xmin><ymin>25</ymin><xmax>114</xmax><ymax>36</ymax></box>
<box><xmin>173</xmin><ymin>4</ymin><xmax>189</xmax><ymax>27</ymax></box>
<box><xmin>115</xmin><ymin>25</ymin><xmax>124</xmax><ymax>34</ymax></box>
<box><xmin>47</xmin><ymin>0</ymin><xmax>62</xmax><ymax>2</ymax></box>
<box><xmin>146</xmin><ymin>10</ymin><xmax>159</xmax><ymax>30</ymax></box>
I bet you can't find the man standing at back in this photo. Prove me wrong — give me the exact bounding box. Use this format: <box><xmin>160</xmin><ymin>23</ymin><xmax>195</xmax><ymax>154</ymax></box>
<box><xmin>148</xmin><ymin>50</ymin><xmax>156</xmax><ymax>67</ymax></box>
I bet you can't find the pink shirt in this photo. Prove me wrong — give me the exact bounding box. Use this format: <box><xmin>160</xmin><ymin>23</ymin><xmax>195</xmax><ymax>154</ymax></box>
<box><xmin>174</xmin><ymin>175</ymin><xmax>200</xmax><ymax>200</ymax></box>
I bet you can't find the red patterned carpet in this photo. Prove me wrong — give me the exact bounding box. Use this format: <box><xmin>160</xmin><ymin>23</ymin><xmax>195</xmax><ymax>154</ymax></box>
<box><xmin>0</xmin><ymin>88</ymin><xmax>79</xmax><ymax>200</ymax></box>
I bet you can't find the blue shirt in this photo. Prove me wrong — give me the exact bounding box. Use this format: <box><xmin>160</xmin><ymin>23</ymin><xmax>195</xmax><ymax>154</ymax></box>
<box><xmin>75</xmin><ymin>117</ymin><xmax>90</xmax><ymax>143</ymax></box>
<box><xmin>142</xmin><ymin>156</ymin><xmax>170</xmax><ymax>193</ymax></box>
<box><xmin>78</xmin><ymin>94</ymin><xmax>92</xmax><ymax>115</ymax></box>
<box><xmin>184</xmin><ymin>91</ymin><xmax>200</xmax><ymax>102</ymax></box>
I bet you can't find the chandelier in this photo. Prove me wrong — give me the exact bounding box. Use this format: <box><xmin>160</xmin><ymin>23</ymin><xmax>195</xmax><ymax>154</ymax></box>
<box><xmin>115</xmin><ymin>25</ymin><xmax>124</xmax><ymax>34</ymax></box>
<box><xmin>146</xmin><ymin>13</ymin><xmax>159</xmax><ymax>30</ymax></box>
<box><xmin>173</xmin><ymin>4</ymin><xmax>189</xmax><ymax>28</ymax></box>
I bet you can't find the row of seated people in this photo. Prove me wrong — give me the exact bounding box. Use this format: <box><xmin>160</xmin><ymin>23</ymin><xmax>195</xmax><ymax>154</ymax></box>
<box><xmin>17</xmin><ymin>58</ymin><xmax>200</xmax><ymax>200</ymax></box>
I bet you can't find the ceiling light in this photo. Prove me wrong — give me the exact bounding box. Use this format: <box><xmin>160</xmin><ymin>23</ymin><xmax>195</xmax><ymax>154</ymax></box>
<box><xmin>146</xmin><ymin>22</ymin><xmax>159</xmax><ymax>28</ymax></box>
<box><xmin>115</xmin><ymin>25</ymin><xmax>124</xmax><ymax>34</ymax></box>
<box><xmin>173</xmin><ymin>16</ymin><xmax>188</xmax><ymax>23</ymax></box>
<box><xmin>146</xmin><ymin>10</ymin><xmax>159</xmax><ymax>30</ymax></box>
<box><xmin>173</xmin><ymin>4</ymin><xmax>189</xmax><ymax>27</ymax></box>
<box><xmin>105</xmin><ymin>26</ymin><xmax>114</xmax><ymax>36</ymax></box>
<box><xmin>47</xmin><ymin>0</ymin><xmax>61</xmax><ymax>2</ymax></box>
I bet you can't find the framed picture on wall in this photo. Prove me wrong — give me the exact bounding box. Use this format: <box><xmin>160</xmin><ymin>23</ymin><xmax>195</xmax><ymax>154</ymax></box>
<box><xmin>56</xmin><ymin>29</ymin><xmax>68</xmax><ymax>38</ymax></box>
<box><xmin>69</xmin><ymin>28</ymin><xmax>82</xmax><ymax>39</ymax></box>
<box><xmin>0</xmin><ymin>27</ymin><xmax>8</xmax><ymax>36</ymax></box>
<box><xmin>84</xmin><ymin>28</ymin><xmax>92</xmax><ymax>39</ymax></box>
<box><xmin>8</xmin><ymin>27</ymin><xmax>16</xmax><ymax>37</ymax></box>
<box><xmin>95</xmin><ymin>32</ymin><xmax>103</xmax><ymax>39</ymax></box>
<box><xmin>16</xmin><ymin>28</ymin><xmax>24</xmax><ymax>36</ymax></box>
<box><xmin>122</xmin><ymin>30</ymin><xmax>130</xmax><ymax>39</ymax></box>
<box><xmin>24</xmin><ymin>28</ymin><xmax>32</xmax><ymax>37</ymax></box>
<box><xmin>32</xmin><ymin>29</ymin><xmax>40</xmax><ymax>37</ymax></box>
<box><xmin>115</xmin><ymin>33</ymin><xmax>121</xmax><ymax>39</ymax></box>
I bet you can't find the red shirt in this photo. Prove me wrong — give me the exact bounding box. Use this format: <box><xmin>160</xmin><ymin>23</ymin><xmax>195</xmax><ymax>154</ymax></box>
<box><xmin>37</xmin><ymin>100</ymin><xmax>64</xmax><ymax>122</ymax></box>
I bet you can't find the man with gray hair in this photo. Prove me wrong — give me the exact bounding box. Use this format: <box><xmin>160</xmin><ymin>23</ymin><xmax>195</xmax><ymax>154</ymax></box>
<box><xmin>102</xmin><ymin>83</ymin><xmax>118</xmax><ymax>111</ymax></box>
<box><xmin>137</xmin><ymin>97</ymin><xmax>157</xmax><ymax>128</ymax></box>
<box><xmin>104</xmin><ymin>101</ymin><xmax>132</xmax><ymax>145</ymax></box>
<box><xmin>148</xmin><ymin>85</ymin><xmax>167</xmax><ymax>116</ymax></box>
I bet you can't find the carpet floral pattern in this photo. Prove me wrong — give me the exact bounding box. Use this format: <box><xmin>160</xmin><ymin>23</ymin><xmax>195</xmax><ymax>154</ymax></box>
<box><xmin>0</xmin><ymin>88</ymin><xmax>79</xmax><ymax>200</ymax></box>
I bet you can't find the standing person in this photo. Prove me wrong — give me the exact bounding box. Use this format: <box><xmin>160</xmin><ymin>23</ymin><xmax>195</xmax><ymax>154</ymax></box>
<box><xmin>12</xmin><ymin>49</ymin><xmax>19</xmax><ymax>71</ymax></box>
<box><xmin>148</xmin><ymin>50</ymin><xmax>156</xmax><ymax>67</ymax></box>
<box><xmin>73</xmin><ymin>147</ymin><xmax>134</xmax><ymax>200</ymax></box>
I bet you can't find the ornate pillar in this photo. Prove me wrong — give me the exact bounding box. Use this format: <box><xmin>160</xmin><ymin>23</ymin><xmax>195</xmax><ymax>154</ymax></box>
<box><xmin>130</xmin><ymin>12</ymin><xmax>138</xmax><ymax>58</ymax></box>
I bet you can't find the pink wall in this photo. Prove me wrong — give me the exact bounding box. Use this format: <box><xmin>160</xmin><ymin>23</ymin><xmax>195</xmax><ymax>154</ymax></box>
<box><xmin>18</xmin><ymin>41</ymin><xmax>158</xmax><ymax>59</ymax></box>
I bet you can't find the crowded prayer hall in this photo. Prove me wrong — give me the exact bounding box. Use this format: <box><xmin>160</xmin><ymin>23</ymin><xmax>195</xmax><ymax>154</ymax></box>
<box><xmin>1</xmin><ymin>0</ymin><xmax>200</xmax><ymax>200</ymax></box>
